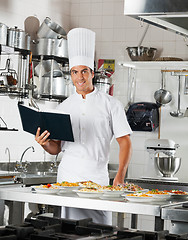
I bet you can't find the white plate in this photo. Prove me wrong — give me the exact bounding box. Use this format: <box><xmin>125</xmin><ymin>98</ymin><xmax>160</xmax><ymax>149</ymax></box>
<box><xmin>124</xmin><ymin>195</ymin><xmax>154</xmax><ymax>202</ymax></box>
<box><xmin>124</xmin><ymin>189</ymin><xmax>149</xmax><ymax>194</ymax></box>
<box><xmin>73</xmin><ymin>190</ymin><xmax>103</xmax><ymax>198</ymax></box>
<box><xmin>59</xmin><ymin>186</ymin><xmax>81</xmax><ymax>192</ymax></box>
<box><xmin>31</xmin><ymin>186</ymin><xmax>60</xmax><ymax>194</ymax></box>
<box><xmin>102</xmin><ymin>190</ymin><xmax>125</xmax><ymax>197</ymax></box>
<box><xmin>147</xmin><ymin>194</ymin><xmax>171</xmax><ymax>201</ymax></box>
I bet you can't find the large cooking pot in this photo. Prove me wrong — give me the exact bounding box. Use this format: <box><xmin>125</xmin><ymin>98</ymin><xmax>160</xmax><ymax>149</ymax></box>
<box><xmin>37</xmin><ymin>17</ymin><xmax>66</xmax><ymax>39</ymax></box>
<box><xmin>34</xmin><ymin>60</ymin><xmax>63</xmax><ymax>77</ymax></box>
<box><xmin>7</xmin><ymin>27</ymin><xmax>31</xmax><ymax>50</ymax></box>
<box><xmin>31</xmin><ymin>38</ymin><xmax>68</xmax><ymax>58</ymax></box>
<box><xmin>0</xmin><ymin>23</ymin><xmax>8</xmax><ymax>45</ymax></box>
<box><xmin>38</xmin><ymin>76</ymin><xmax>67</xmax><ymax>99</ymax></box>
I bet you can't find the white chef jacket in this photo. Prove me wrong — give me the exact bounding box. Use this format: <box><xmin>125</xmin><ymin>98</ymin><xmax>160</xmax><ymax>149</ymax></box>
<box><xmin>56</xmin><ymin>88</ymin><xmax>132</xmax><ymax>224</ymax></box>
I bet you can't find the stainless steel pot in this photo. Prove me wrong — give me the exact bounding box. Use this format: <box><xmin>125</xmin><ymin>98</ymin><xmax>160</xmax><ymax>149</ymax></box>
<box><xmin>34</xmin><ymin>60</ymin><xmax>63</xmax><ymax>77</ymax></box>
<box><xmin>31</xmin><ymin>38</ymin><xmax>68</xmax><ymax>58</ymax></box>
<box><xmin>39</xmin><ymin>76</ymin><xmax>67</xmax><ymax>99</ymax></box>
<box><xmin>7</xmin><ymin>27</ymin><xmax>31</xmax><ymax>50</ymax></box>
<box><xmin>0</xmin><ymin>23</ymin><xmax>8</xmax><ymax>45</ymax></box>
<box><xmin>37</xmin><ymin>17</ymin><xmax>66</xmax><ymax>39</ymax></box>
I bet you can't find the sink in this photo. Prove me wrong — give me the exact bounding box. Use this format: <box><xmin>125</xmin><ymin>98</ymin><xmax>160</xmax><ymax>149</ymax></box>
<box><xmin>19</xmin><ymin>172</ymin><xmax>57</xmax><ymax>178</ymax></box>
<box><xmin>16</xmin><ymin>171</ymin><xmax>57</xmax><ymax>185</ymax></box>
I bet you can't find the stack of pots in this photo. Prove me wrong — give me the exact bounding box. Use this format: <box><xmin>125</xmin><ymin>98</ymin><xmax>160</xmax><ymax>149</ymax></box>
<box><xmin>31</xmin><ymin>17</ymin><xmax>68</xmax><ymax>58</ymax></box>
<box><xmin>32</xmin><ymin>17</ymin><xmax>69</xmax><ymax>100</ymax></box>
<box><xmin>0</xmin><ymin>23</ymin><xmax>31</xmax><ymax>50</ymax></box>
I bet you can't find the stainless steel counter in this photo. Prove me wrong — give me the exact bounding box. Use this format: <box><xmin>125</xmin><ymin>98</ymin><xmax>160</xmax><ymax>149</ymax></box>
<box><xmin>126</xmin><ymin>178</ymin><xmax>188</xmax><ymax>191</ymax></box>
<box><xmin>0</xmin><ymin>186</ymin><xmax>187</xmax><ymax>230</ymax></box>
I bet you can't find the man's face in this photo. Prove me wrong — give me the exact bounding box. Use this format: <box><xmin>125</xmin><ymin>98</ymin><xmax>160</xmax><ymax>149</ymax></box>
<box><xmin>70</xmin><ymin>65</ymin><xmax>94</xmax><ymax>97</ymax></box>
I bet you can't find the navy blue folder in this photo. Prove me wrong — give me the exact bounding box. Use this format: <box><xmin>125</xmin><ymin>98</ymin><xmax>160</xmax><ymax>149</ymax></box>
<box><xmin>18</xmin><ymin>104</ymin><xmax>74</xmax><ymax>142</ymax></box>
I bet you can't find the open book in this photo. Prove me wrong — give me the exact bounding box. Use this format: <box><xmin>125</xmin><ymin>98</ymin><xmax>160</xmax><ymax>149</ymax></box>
<box><xmin>18</xmin><ymin>104</ymin><xmax>74</xmax><ymax>142</ymax></box>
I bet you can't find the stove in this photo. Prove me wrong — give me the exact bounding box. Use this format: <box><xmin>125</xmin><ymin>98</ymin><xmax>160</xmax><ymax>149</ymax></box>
<box><xmin>1</xmin><ymin>215</ymin><xmax>188</xmax><ymax>240</ymax></box>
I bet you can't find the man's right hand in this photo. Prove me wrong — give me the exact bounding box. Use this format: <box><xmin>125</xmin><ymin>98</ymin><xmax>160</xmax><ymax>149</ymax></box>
<box><xmin>35</xmin><ymin>127</ymin><xmax>50</xmax><ymax>147</ymax></box>
<box><xmin>35</xmin><ymin>127</ymin><xmax>61</xmax><ymax>155</ymax></box>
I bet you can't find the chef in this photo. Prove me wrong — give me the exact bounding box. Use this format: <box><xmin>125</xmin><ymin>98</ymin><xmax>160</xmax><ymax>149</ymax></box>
<box><xmin>35</xmin><ymin>28</ymin><xmax>132</xmax><ymax>225</ymax></box>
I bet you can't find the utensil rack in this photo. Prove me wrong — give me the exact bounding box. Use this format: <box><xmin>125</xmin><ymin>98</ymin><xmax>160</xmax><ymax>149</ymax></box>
<box><xmin>0</xmin><ymin>44</ymin><xmax>31</xmax><ymax>98</ymax></box>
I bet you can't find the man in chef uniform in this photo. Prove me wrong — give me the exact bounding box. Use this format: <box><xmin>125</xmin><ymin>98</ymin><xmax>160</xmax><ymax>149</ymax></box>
<box><xmin>35</xmin><ymin>28</ymin><xmax>132</xmax><ymax>225</ymax></box>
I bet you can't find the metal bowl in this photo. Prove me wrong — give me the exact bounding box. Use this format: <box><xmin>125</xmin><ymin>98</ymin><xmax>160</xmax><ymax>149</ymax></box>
<box><xmin>155</xmin><ymin>156</ymin><xmax>181</xmax><ymax>177</ymax></box>
<box><xmin>126</xmin><ymin>46</ymin><xmax>157</xmax><ymax>61</ymax></box>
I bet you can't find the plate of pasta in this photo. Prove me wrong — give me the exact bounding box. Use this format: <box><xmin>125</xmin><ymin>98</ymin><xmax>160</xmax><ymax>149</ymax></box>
<box><xmin>99</xmin><ymin>185</ymin><xmax>125</xmax><ymax>197</ymax></box>
<box><xmin>31</xmin><ymin>184</ymin><xmax>60</xmax><ymax>194</ymax></box>
<box><xmin>124</xmin><ymin>193</ymin><xmax>155</xmax><ymax>202</ymax></box>
<box><xmin>53</xmin><ymin>181</ymin><xmax>81</xmax><ymax>192</ymax></box>
<box><xmin>146</xmin><ymin>189</ymin><xmax>171</xmax><ymax>200</ymax></box>
<box><xmin>73</xmin><ymin>188</ymin><xmax>104</xmax><ymax>198</ymax></box>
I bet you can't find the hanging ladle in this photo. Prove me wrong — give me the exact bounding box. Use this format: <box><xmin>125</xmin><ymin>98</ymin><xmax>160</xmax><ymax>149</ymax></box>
<box><xmin>154</xmin><ymin>71</ymin><xmax>172</xmax><ymax>106</ymax></box>
<box><xmin>170</xmin><ymin>75</ymin><xmax>184</xmax><ymax>117</ymax></box>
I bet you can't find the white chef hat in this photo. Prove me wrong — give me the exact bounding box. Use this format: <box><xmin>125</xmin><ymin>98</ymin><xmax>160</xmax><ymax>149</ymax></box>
<box><xmin>67</xmin><ymin>28</ymin><xmax>95</xmax><ymax>70</ymax></box>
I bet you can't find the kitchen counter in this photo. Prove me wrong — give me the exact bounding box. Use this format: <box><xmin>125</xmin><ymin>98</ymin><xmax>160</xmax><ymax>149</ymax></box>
<box><xmin>0</xmin><ymin>186</ymin><xmax>187</xmax><ymax>231</ymax></box>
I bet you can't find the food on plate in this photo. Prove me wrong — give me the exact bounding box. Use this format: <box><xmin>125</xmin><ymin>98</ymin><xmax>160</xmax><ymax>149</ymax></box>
<box><xmin>79</xmin><ymin>181</ymin><xmax>101</xmax><ymax>189</ymax></box>
<box><xmin>126</xmin><ymin>193</ymin><xmax>152</xmax><ymax>197</ymax></box>
<box><xmin>54</xmin><ymin>181</ymin><xmax>79</xmax><ymax>187</ymax></box>
<box><xmin>164</xmin><ymin>190</ymin><xmax>188</xmax><ymax>195</ymax></box>
<box><xmin>146</xmin><ymin>189</ymin><xmax>169</xmax><ymax>195</ymax></box>
<box><xmin>100</xmin><ymin>185</ymin><xmax>124</xmax><ymax>191</ymax></box>
<box><xmin>78</xmin><ymin>187</ymin><xmax>103</xmax><ymax>193</ymax></box>
<box><xmin>120</xmin><ymin>182</ymin><xmax>144</xmax><ymax>191</ymax></box>
<box><xmin>35</xmin><ymin>184</ymin><xmax>59</xmax><ymax>189</ymax></box>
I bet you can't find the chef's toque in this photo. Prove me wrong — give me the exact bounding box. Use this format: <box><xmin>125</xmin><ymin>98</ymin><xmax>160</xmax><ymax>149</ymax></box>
<box><xmin>67</xmin><ymin>28</ymin><xmax>95</xmax><ymax>70</ymax></box>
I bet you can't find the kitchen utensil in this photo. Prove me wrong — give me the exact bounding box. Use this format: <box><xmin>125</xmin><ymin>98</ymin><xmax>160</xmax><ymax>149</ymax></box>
<box><xmin>144</xmin><ymin>139</ymin><xmax>180</xmax><ymax>180</ymax></box>
<box><xmin>31</xmin><ymin>38</ymin><xmax>68</xmax><ymax>58</ymax></box>
<box><xmin>24</xmin><ymin>16</ymin><xmax>40</xmax><ymax>41</ymax></box>
<box><xmin>38</xmin><ymin>76</ymin><xmax>67</xmax><ymax>99</ymax></box>
<box><xmin>170</xmin><ymin>76</ymin><xmax>184</xmax><ymax>117</ymax></box>
<box><xmin>7</xmin><ymin>26</ymin><xmax>31</xmax><ymax>50</ymax></box>
<box><xmin>126</xmin><ymin>46</ymin><xmax>157</xmax><ymax>61</ymax></box>
<box><xmin>0</xmin><ymin>22</ymin><xmax>8</xmax><ymax>45</ymax></box>
<box><xmin>37</xmin><ymin>17</ymin><xmax>66</xmax><ymax>39</ymax></box>
<box><xmin>155</xmin><ymin>156</ymin><xmax>181</xmax><ymax>177</ymax></box>
<box><xmin>34</xmin><ymin>60</ymin><xmax>63</xmax><ymax>77</ymax></box>
<box><xmin>154</xmin><ymin>71</ymin><xmax>172</xmax><ymax>105</ymax></box>
<box><xmin>0</xmin><ymin>59</ymin><xmax>18</xmax><ymax>86</ymax></box>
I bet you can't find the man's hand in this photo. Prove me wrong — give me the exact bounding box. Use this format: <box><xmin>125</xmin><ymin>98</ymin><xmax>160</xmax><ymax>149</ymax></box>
<box><xmin>35</xmin><ymin>127</ymin><xmax>50</xmax><ymax>146</ymax></box>
<box><xmin>35</xmin><ymin>127</ymin><xmax>61</xmax><ymax>155</ymax></box>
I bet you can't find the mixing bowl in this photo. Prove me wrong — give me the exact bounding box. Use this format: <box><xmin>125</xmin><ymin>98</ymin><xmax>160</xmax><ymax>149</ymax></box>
<box><xmin>155</xmin><ymin>156</ymin><xmax>181</xmax><ymax>177</ymax></box>
<box><xmin>126</xmin><ymin>46</ymin><xmax>157</xmax><ymax>61</ymax></box>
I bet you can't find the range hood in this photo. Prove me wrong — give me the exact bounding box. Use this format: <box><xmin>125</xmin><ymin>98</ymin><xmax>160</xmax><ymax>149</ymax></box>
<box><xmin>124</xmin><ymin>0</ymin><xmax>188</xmax><ymax>37</ymax></box>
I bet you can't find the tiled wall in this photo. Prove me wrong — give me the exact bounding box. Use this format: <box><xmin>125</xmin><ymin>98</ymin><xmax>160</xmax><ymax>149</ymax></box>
<box><xmin>68</xmin><ymin>0</ymin><xmax>188</xmax><ymax>181</ymax></box>
<box><xmin>0</xmin><ymin>0</ymin><xmax>188</xmax><ymax>231</ymax></box>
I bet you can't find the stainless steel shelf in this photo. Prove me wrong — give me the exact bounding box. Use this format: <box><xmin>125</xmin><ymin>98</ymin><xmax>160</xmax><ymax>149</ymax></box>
<box><xmin>118</xmin><ymin>61</ymin><xmax>188</xmax><ymax>70</ymax></box>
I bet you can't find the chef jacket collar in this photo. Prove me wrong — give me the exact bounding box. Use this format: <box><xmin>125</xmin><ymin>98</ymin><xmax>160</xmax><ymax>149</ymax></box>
<box><xmin>75</xmin><ymin>87</ymin><xmax>98</xmax><ymax>99</ymax></box>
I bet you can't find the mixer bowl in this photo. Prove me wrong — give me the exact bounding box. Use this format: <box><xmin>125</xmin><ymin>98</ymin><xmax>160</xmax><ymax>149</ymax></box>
<box><xmin>155</xmin><ymin>157</ymin><xmax>181</xmax><ymax>177</ymax></box>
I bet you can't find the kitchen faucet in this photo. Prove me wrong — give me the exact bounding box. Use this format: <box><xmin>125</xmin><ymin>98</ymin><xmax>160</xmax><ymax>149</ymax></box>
<box><xmin>15</xmin><ymin>146</ymin><xmax>35</xmax><ymax>172</ymax></box>
<box><xmin>50</xmin><ymin>154</ymin><xmax>58</xmax><ymax>172</ymax></box>
<box><xmin>5</xmin><ymin>147</ymin><xmax>11</xmax><ymax>172</ymax></box>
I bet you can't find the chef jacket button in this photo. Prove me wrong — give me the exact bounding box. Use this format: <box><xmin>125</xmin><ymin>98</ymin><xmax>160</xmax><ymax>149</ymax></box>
<box><xmin>82</xmin><ymin>113</ymin><xmax>85</xmax><ymax>116</ymax></box>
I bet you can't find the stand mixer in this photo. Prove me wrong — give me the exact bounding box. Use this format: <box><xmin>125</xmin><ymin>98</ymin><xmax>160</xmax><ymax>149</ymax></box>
<box><xmin>142</xmin><ymin>139</ymin><xmax>181</xmax><ymax>181</ymax></box>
